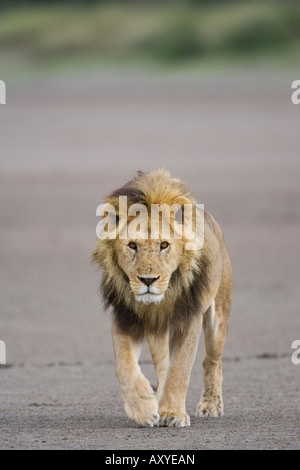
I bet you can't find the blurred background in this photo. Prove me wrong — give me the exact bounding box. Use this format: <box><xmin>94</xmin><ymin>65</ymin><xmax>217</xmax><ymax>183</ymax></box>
<box><xmin>1</xmin><ymin>0</ymin><xmax>300</xmax><ymax>362</ymax></box>
<box><xmin>1</xmin><ymin>0</ymin><xmax>300</xmax><ymax>75</ymax></box>
<box><xmin>0</xmin><ymin>0</ymin><xmax>300</xmax><ymax>449</ymax></box>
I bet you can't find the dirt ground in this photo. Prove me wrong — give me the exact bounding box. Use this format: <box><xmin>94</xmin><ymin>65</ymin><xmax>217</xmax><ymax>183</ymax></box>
<box><xmin>0</xmin><ymin>69</ymin><xmax>299</xmax><ymax>450</ymax></box>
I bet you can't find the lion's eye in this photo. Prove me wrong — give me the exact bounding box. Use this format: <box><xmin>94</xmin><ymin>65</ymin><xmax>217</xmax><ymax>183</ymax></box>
<box><xmin>128</xmin><ymin>242</ymin><xmax>137</xmax><ymax>251</ymax></box>
<box><xmin>160</xmin><ymin>241</ymin><xmax>169</xmax><ymax>250</ymax></box>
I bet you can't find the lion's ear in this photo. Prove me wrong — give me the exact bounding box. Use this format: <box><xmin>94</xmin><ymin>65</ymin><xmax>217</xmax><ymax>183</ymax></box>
<box><xmin>173</xmin><ymin>196</ymin><xmax>193</xmax><ymax>210</ymax></box>
<box><xmin>98</xmin><ymin>203</ymin><xmax>120</xmax><ymax>223</ymax></box>
<box><xmin>104</xmin><ymin>211</ymin><xmax>119</xmax><ymax>226</ymax></box>
<box><xmin>96</xmin><ymin>202</ymin><xmax>119</xmax><ymax>240</ymax></box>
<box><xmin>174</xmin><ymin>206</ymin><xmax>184</xmax><ymax>224</ymax></box>
<box><xmin>173</xmin><ymin>196</ymin><xmax>192</xmax><ymax>224</ymax></box>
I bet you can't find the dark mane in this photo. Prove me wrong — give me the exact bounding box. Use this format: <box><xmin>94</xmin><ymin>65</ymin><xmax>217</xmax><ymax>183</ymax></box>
<box><xmin>109</xmin><ymin>186</ymin><xmax>146</xmax><ymax>204</ymax></box>
<box><xmin>172</xmin><ymin>255</ymin><xmax>210</xmax><ymax>336</ymax></box>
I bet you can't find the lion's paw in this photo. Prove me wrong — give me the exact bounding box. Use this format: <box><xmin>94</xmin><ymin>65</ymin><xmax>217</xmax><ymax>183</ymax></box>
<box><xmin>195</xmin><ymin>399</ymin><xmax>223</xmax><ymax>417</ymax></box>
<box><xmin>123</xmin><ymin>377</ymin><xmax>159</xmax><ymax>427</ymax></box>
<box><xmin>159</xmin><ymin>409</ymin><xmax>190</xmax><ymax>428</ymax></box>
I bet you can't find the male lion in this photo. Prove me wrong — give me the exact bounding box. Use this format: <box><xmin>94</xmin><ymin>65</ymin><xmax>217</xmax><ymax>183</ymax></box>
<box><xmin>93</xmin><ymin>169</ymin><xmax>232</xmax><ymax>427</ymax></box>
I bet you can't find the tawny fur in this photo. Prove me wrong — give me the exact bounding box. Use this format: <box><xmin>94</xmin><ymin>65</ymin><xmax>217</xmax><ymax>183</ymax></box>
<box><xmin>93</xmin><ymin>169</ymin><xmax>232</xmax><ymax>427</ymax></box>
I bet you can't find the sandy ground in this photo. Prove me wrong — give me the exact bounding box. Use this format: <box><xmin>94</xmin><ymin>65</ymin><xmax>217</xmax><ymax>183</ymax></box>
<box><xmin>0</xmin><ymin>69</ymin><xmax>299</xmax><ymax>449</ymax></box>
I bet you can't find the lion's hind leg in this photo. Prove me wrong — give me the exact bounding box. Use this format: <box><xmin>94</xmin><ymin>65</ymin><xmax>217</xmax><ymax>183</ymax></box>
<box><xmin>196</xmin><ymin>299</ymin><xmax>229</xmax><ymax>418</ymax></box>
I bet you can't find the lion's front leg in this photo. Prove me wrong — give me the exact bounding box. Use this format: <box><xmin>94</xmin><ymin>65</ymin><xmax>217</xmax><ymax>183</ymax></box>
<box><xmin>158</xmin><ymin>315</ymin><xmax>202</xmax><ymax>428</ymax></box>
<box><xmin>112</xmin><ymin>321</ymin><xmax>159</xmax><ymax>427</ymax></box>
<box><xmin>148</xmin><ymin>332</ymin><xmax>169</xmax><ymax>402</ymax></box>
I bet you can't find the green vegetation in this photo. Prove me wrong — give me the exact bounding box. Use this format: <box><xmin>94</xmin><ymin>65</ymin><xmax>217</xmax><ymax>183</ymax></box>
<box><xmin>1</xmin><ymin>1</ymin><xmax>299</xmax><ymax>75</ymax></box>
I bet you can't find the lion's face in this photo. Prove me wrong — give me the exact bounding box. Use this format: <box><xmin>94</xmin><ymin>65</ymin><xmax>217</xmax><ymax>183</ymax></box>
<box><xmin>115</xmin><ymin>238</ymin><xmax>183</xmax><ymax>304</ymax></box>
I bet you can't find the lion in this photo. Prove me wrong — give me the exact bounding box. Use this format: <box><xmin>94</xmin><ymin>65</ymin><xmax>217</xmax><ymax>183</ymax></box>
<box><xmin>92</xmin><ymin>169</ymin><xmax>232</xmax><ymax>427</ymax></box>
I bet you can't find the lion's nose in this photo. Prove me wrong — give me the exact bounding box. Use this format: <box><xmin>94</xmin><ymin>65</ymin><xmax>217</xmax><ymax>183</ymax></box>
<box><xmin>138</xmin><ymin>276</ymin><xmax>160</xmax><ymax>287</ymax></box>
